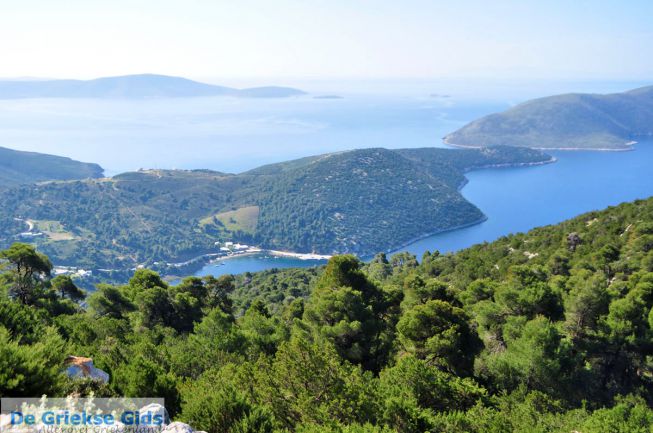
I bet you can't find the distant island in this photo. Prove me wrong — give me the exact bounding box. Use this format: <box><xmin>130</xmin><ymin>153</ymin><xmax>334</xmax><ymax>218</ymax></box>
<box><xmin>0</xmin><ymin>146</ymin><xmax>551</xmax><ymax>275</ymax></box>
<box><xmin>313</xmin><ymin>95</ymin><xmax>344</xmax><ymax>99</ymax></box>
<box><xmin>0</xmin><ymin>146</ymin><xmax>103</xmax><ymax>191</ymax></box>
<box><xmin>444</xmin><ymin>85</ymin><xmax>653</xmax><ymax>150</ymax></box>
<box><xmin>0</xmin><ymin>74</ymin><xmax>307</xmax><ymax>99</ymax></box>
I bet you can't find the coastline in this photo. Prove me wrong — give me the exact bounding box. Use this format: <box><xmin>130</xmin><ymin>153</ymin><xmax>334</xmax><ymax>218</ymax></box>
<box><xmin>377</xmin><ymin>153</ymin><xmax>557</xmax><ymax>259</ymax></box>
<box><xmin>462</xmin><ymin>156</ymin><xmax>558</xmax><ymax>174</ymax></box>
<box><xmin>380</xmin><ymin>215</ymin><xmax>489</xmax><ymax>258</ymax></box>
<box><xmin>200</xmin><ymin>248</ymin><xmax>331</xmax><ymax>265</ymax></box>
<box><xmin>200</xmin><ymin>218</ymin><xmax>490</xmax><ymax>268</ymax></box>
<box><xmin>161</xmin><ymin>247</ymin><xmax>331</xmax><ymax>280</ymax></box>
<box><xmin>443</xmin><ymin>137</ymin><xmax>637</xmax><ymax>152</ymax></box>
<box><xmin>268</xmin><ymin>250</ymin><xmax>332</xmax><ymax>260</ymax></box>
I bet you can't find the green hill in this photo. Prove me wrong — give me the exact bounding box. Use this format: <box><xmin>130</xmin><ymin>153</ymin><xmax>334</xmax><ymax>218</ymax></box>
<box><xmin>0</xmin><ymin>146</ymin><xmax>550</xmax><ymax>270</ymax></box>
<box><xmin>0</xmin><ymin>146</ymin><xmax>103</xmax><ymax>190</ymax></box>
<box><xmin>444</xmin><ymin>85</ymin><xmax>653</xmax><ymax>150</ymax></box>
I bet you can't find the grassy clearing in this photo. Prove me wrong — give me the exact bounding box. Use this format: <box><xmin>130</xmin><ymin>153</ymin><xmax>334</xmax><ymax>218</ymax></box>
<box><xmin>201</xmin><ymin>206</ymin><xmax>260</xmax><ymax>234</ymax></box>
<box><xmin>30</xmin><ymin>219</ymin><xmax>76</xmax><ymax>241</ymax></box>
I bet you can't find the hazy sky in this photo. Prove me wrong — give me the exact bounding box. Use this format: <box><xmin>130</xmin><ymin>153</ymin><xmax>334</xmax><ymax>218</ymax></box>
<box><xmin>1</xmin><ymin>0</ymin><xmax>652</xmax><ymax>81</ymax></box>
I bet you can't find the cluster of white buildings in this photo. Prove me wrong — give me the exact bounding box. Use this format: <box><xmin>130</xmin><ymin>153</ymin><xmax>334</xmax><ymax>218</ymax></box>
<box><xmin>53</xmin><ymin>266</ymin><xmax>93</xmax><ymax>278</ymax></box>
<box><xmin>217</xmin><ymin>241</ymin><xmax>252</xmax><ymax>253</ymax></box>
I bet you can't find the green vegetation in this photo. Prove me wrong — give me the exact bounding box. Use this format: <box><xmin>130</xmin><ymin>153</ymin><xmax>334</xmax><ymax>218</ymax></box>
<box><xmin>2</xmin><ymin>196</ymin><xmax>653</xmax><ymax>432</ymax></box>
<box><xmin>230</xmin><ymin>267</ymin><xmax>321</xmax><ymax>315</ymax></box>
<box><xmin>445</xmin><ymin>85</ymin><xmax>653</xmax><ymax>149</ymax></box>
<box><xmin>0</xmin><ymin>146</ymin><xmax>550</xmax><ymax>271</ymax></box>
<box><xmin>29</xmin><ymin>220</ymin><xmax>76</xmax><ymax>241</ymax></box>
<box><xmin>211</xmin><ymin>206</ymin><xmax>260</xmax><ymax>234</ymax></box>
<box><xmin>0</xmin><ymin>146</ymin><xmax>103</xmax><ymax>191</ymax></box>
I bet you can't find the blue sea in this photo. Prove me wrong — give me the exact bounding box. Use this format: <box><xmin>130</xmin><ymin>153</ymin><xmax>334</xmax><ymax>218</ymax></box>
<box><xmin>391</xmin><ymin>142</ymin><xmax>653</xmax><ymax>256</ymax></box>
<box><xmin>0</xmin><ymin>79</ymin><xmax>651</xmax><ymax>277</ymax></box>
<box><xmin>0</xmin><ymin>92</ymin><xmax>495</xmax><ymax>175</ymax></box>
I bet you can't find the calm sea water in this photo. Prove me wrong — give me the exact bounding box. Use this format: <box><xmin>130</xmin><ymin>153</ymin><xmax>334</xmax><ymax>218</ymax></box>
<box><xmin>195</xmin><ymin>254</ymin><xmax>326</xmax><ymax>278</ymax></box>
<box><xmin>390</xmin><ymin>142</ymin><xmax>653</xmax><ymax>256</ymax></box>
<box><xmin>0</xmin><ymin>94</ymin><xmax>503</xmax><ymax>175</ymax></box>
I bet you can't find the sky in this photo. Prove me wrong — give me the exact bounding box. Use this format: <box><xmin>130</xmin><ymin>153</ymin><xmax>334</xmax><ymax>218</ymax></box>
<box><xmin>0</xmin><ymin>0</ymin><xmax>652</xmax><ymax>83</ymax></box>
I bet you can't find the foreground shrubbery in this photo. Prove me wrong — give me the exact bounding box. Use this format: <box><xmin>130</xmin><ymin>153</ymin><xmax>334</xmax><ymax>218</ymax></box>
<box><xmin>2</xmin><ymin>197</ymin><xmax>653</xmax><ymax>432</ymax></box>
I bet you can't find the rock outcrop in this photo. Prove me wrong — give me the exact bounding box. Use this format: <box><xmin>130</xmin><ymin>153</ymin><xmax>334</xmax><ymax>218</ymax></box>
<box><xmin>64</xmin><ymin>356</ymin><xmax>110</xmax><ymax>383</ymax></box>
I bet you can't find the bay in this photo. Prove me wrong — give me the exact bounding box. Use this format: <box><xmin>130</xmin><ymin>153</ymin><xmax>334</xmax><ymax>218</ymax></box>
<box><xmin>392</xmin><ymin>142</ymin><xmax>653</xmax><ymax>256</ymax></box>
<box><xmin>194</xmin><ymin>254</ymin><xmax>327</xmax><ymax>278</ymax></box>
<box><xmin>198</xmin><ymin>141</ymin><xmax>653</xmax><ymax>277</ymax></box>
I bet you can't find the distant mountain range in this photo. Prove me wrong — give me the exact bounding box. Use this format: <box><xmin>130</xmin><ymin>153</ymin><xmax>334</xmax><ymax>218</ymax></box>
<box><xmin>0</xmin><ymin>146</ymin><xmax>551</xmax><ymax>271</ymax></box>
<box><xmin>445</xmin><ymin>85</ymin><xmax>653</xmax><ymax>150</ymax></box>
<box><xmin>0</xmin><ymin>74</ymin><xmax>306</xmax><ymax>99</ymax></box>
<box><xmin>0</xmin><ymin>147</ymin><xmax>103</xmax><ymax>191</ymax></box>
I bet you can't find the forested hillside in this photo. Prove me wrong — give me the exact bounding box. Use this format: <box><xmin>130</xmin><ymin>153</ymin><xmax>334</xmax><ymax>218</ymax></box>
<box><xmin>1</xmin><ymin>197</ymin><xmax>652</xmax><ymax>432</ymax></box>
<box><xmin>0</xmin><ymin>146</ymin><xmax>550</xmax><ymax>271</ymax></box>
<box><xmin>0</xmin><ymin>146</ymin><xmax>103</xmax><ymax>191</ymax></box>
<box><xmin>445</xmin><ymin>85</ymin><xmax>653</xmax><ymax>150</ymax></box>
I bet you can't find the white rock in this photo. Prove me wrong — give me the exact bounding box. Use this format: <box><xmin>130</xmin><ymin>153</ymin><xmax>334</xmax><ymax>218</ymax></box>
<box><xmin>162</xmin><ymin>422</ymin><xmax>194</xmax><ymax>433</ymax></box>
<box><xmin>64</xmin><ymin>356</ymin><xmax>110</xmax><ymax>383</ymax></box>
<box><xmin>139</xmin><ymin>403</ymin><xmax>168</xmax><ymax>425</ymax></box>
